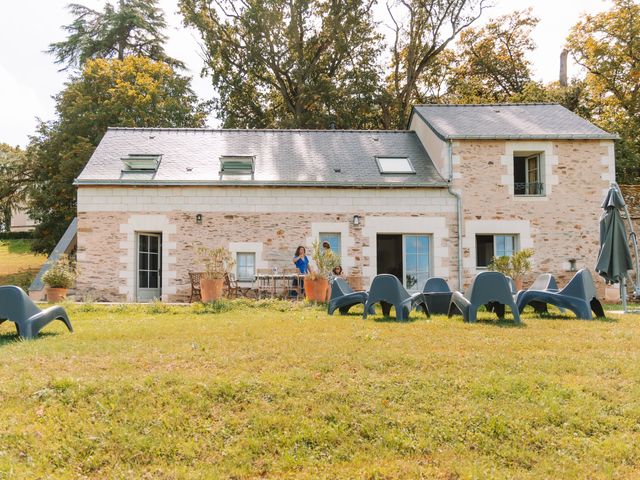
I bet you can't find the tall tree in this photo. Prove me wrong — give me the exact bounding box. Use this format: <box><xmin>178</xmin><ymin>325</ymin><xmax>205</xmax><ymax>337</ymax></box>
<box><xmin>0</xmin><ymin>145</ymin><xmax>30</xmax><ymax>232</ymax></box>
<box><xmin>26</xmin><ymin>57</ymin><xmax>207</xmax><ymax>252</ymax></box>
<box><xmin>48</xmin><ymin>0</ymin><xmax>184</xmax><ymax>70</ymax></box>
<box><xmin>384</xmin><ymin>0</ymin><xmax>489</xmax><ymax>128</ymax></box>
<box><xmin>179</xmin><ymin>0</ymin><xmax>384</xmax><ymax>129</ymax></box>
<box><xmin>566</xmin><ymin>0</ymin><xmax>640</xmax><ymax>184</ymax></box>
<box><xmin>446</xmin><ymin>9</ymin><xmax>539</xmax><ymax>103</ymax></box>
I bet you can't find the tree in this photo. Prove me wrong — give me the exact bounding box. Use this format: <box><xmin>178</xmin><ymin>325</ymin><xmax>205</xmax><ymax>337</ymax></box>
<box><xmin>48</xmin><ymin>0</ymin><xmax>184</xmax><ymax>70</ymax></box>
<box><xmin>446</xmin><ymin>9</ymin><xmax>539</xmax><ymax>103</ymax></box>
<box><xmin>179</xmin><ymin>0</ymin><xmax>384</xmax><ymax>129</ymax></box>
<box><xmin>566</xmin><ymin>0</ymin><xmax>640</xmax><ymax>183</ymax></box>
<box><xmin>384</xmin><ymin>0</ymin><xmax>489</xmax><ymax>128</ymax></box>
<box><xmin>0</xmin><ymin>144</ymin><xmax>30</xmax><ymax>232</ymax></box>
<box><xmin>27</xmin><ymin>56</ymin><xmax>207</xmax><ymax>252</ymax></box>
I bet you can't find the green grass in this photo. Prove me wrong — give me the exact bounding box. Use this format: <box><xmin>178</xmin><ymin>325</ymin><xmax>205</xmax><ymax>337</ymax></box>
<box><xmin>0</xmin><ymin>301</ymin><xmax>639</xmax><ymax>479</ymax></box>
<box><xmin>0</xmin><ymin>239</ymin><xmax>46</xmax><ymax>289</ymax></box>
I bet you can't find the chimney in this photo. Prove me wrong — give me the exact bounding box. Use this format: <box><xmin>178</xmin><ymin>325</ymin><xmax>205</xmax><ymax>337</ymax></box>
<box><xmin>559</xmin><ymin>49</ymin><xmax>568</xmax><ymax>87</ymax></box>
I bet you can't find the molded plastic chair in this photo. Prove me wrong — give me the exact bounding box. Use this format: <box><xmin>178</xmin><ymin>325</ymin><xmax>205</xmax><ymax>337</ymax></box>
<box><xmin>516</xmin><ymin>273</ymin><xmax>560</xmax><ymax>314</ymax></box>
<box><xmin>448</xmin><ymin>271</ymin><xmax>521</xmax><ymax>323</ymax></box>
<box><xmin>363</xmin><ymin>274</ymin><xmax>428</xmax><ymax>321</ymax></box>
<box><xmin>0</xmin><ymin>286</ymin><xmax>73</xmax><ymax>339</ymax></box>
<box><xmin>328</xmin><ymin>278</ymin><xmax>374</xmax><ymax>315</ymax></box>
<box><xmin>422</xmin><ymin>277</ymin><xmax>456</xmax><ymax>315</ymax></box>
<box><xmin>517</xmin><ymin>269</ymin><xmax>604</xmax><ymax>320</ymax></box>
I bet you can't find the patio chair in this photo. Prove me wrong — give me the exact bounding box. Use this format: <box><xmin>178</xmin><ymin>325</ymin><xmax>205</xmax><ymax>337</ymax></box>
<box><xmin>422</xmin><ymin>277</ymin><xmax>458</xmax><ymax>315</ymax></box>
<box><xmin>517</xmin><ymin>273</ymin><xmax>560</xmax><ymax>314</ymax></box>
<box><xmin>363</xmin><ymin>274</ymin><xmax>429</xmax><ymax>321</ymax></box>
<box><xmin>188</xmin><ymin>272</ymin><xmax>202</xmax><ymax>303</ymax></box>
<box><xmin>448</xmin><ymin>271</ymin><xmax>521</xmax><ymax>323</ymax></box>
<box><xmin>224</xmin><ymin>273</ymin><xmax>252</xmax><ymax>299</ymax></box>
<box><xmin>517</xmin><ymin>269</ymin><xmax>605</xmax><ymax>320</ymax></box>
<box><xmin>328</xmin><ymin>278</ymin><xmax>375</xmax><ymax>315</ymax></box>
<box><xmin>0</xmin><ymin>285</ymin><xmax>73</xmax><ymax>339</ymax></box>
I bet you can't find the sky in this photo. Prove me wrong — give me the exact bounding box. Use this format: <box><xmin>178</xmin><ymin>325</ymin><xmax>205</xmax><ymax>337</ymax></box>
<box><xmin>0</xmin><ymin>0</ymin><xmax>614</xmax><ymax>148</ymax></box>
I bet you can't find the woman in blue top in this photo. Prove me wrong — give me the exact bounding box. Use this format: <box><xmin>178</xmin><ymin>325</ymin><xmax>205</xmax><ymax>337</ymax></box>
<box><xmin>292</xmin><ymin>246</ymin><xmax>310</xmax><ymax>274</ymax></box>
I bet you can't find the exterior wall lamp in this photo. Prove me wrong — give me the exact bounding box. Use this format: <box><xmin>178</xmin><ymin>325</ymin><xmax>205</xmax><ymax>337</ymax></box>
<box><xmin>196</xmin><ymin>214</ymin><xmax>203</xmax><ymax>225</ymax></box>
<box><xmin>568</xmin><ymin>258</ymin><xmax>577</xmax><ymax>272</ymax></box>
<box><xmin>353</xmin><ymin>215</ymin><xmax>361</xmax><ymax>226</ymax></box>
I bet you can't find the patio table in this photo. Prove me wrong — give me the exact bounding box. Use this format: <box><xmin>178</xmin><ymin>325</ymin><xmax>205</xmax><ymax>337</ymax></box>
<box><xmin>254</xmin><ymin>273</ymin><xmax>304</xmax><ymax>300</ymax></box>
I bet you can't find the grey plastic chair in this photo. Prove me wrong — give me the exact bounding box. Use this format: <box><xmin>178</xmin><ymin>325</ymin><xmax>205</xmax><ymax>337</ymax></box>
<box><xmin>448</xmin><ymin>271</ymin><xmax>521</xmax><ymax>323</ymax></box>
<box><xmin>517</xmin><ymin>269</ymin><xmax>604</xmax><ymax>320</ymax></box>
<box><xmin>516</xmin><ymin>273</ymin><xmax>560</xmax><ymax>314</ymax></box>
<box><xmin>0</xmin><ymin>286</ymin><xmax>73</xmax><ymax>339</ymax></box>
<box><xmin>422</xmin><ymin>277</ymin><xmax>457</xmax><ymax>315</ymax></box>
<box><xmin>363</xmin><ymin>274</ymin><xmax>428</xmax><ymax>321</ymax></box>
<box><xmin>328</xmin><ymin>278</ymin><xmax>374</xmax><ymax>315</ymax></box>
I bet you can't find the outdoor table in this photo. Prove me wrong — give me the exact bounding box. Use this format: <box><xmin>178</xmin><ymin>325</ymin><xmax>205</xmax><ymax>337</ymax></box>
<box><xmin>254</xmin><ymin>273</ymin><xmax>304</xmax><ymax>300</ymax></box>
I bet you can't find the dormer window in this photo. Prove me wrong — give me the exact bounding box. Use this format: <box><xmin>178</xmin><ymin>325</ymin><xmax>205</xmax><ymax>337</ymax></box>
<box><xmin>220</xmin><ymin>155</ymin><xmax>255</xmax><ymax>179</ymax></box>
<box><xmin>121</xmin><ymin>154</ymin><xmax>161</xmax><ymax>172</ymax></box>
<box><xmin>375</xmin><ymin>156</ymin><xmax>415</xmax><ymax>174</ymax></box>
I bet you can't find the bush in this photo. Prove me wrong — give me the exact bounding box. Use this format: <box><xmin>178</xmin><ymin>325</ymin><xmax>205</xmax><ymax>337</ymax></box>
<box><xmin>42</xmin><ymin>255</ymin><xmax>76</xmax><ymax>288</ymax></box>
<box><xmin>0</xmin><ymin>231</ymin><xmax>34</xmax><ymax>240</ymax></box>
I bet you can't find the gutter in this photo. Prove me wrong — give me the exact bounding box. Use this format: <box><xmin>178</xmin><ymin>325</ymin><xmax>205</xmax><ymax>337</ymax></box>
<box><xmin>73</xmin><ymin>179</ymin><xmax>451</xmax><ymax>188</ymax></box>
<box><xmin>446</xmin><ymin>141</ymin><xmax>463</xmax><ymax>290</ymax></box>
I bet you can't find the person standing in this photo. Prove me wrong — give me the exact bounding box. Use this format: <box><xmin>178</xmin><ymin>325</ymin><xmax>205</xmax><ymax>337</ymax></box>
<box><xmin>292</xmin><ymin>245</ymin><xmax>310</xmax><ymax>297</ymax></box>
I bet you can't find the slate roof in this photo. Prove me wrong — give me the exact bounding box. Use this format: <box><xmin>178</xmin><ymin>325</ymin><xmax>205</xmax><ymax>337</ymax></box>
<box><xmin>75</xmin><ymin>127</ymin><xmax>447</xmax><ymax>187</ymax></box>
<box><xmin>411</xmin><ymin>103</ymin><xmax>618</xmax><ymax>140</ymax></box>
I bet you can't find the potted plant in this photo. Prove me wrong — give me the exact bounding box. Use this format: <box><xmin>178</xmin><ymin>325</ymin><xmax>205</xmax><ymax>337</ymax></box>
<box><xmin>488</xmin><ymin>248</ymin><xmax>534</xmax><ymax>291</ymax></box>
<box><xmin>197</xmin><ymin>246</ymin><xmax>235</xmax><ymax>302</ymax></box>
<box><xmin>42</xmin><ymin>255</ymin><xmax>76</xmax><ymax>302</ymax></box>
<box><xmin>305</xmin><ymin>240</ymin><xmax>341</xmax><ymax>302</ymax></box>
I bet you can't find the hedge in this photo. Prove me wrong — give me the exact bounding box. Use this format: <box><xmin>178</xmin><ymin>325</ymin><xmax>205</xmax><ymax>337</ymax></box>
<box><xmin>0</xmin><ymin>231</ymin><xmax>35</xmax><ymax>240</ymax></box>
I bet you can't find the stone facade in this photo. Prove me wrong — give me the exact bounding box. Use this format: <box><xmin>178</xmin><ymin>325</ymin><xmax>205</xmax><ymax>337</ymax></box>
<box><xmin>76</xmin><ymin>187</ymin><xmax>457</xmax><ymax>302</ymax></box>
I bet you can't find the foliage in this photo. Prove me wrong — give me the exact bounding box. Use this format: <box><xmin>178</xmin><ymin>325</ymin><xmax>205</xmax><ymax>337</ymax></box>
<box><xmin>26</xmin><ymin>57</ymin><xmax>207</xmax><ymax>253</ymax></box>
<box><xmin>566</xmin><ymin>0</ymin><xmax>640</xmax><ymax>183</ymax></box>
<box><xmin>0</xmin><ymin>303</ymin><xmax>639</xmax><ymax>478</ymax></box>
<box><xmin>488</xmin><ymin>248</ymin><xmax>534</xmax><ymax>281</ymax></box>
<box><xmin>447</xmin><ymin>9</ymin><xmax>539</xmax><ymax>103</ymax></box>
<box><xmin>198</xmin><ymin>246</ymin><xmax>235</xmax><ymax>280</ymax></box>
<box><xmin>0</xmin><ymin>231</ymin><xmax>34</xmax><ymax>240</ymax></box>
<box><xmin>42</xmin><ymin>254</ymin><xmax>76</xmax><ymax>289</ymax></box>
<box><xmin>180</xmin><ymin>0</ymin><xmax>384</xmax><ymax>129</ymax></box>
<box><xmin>309</xmin><ymin>239</ymin><xmax>341</xmax><ymax>280</ymax></box>
<box><xmin>0</xmin><ymin>144</ymin><xmax>31</xmax><ymax>232</ymax></box>
<box><xmin>48</xmin><ymin>0</ymin><xmax>183</xmax><ymax>70</ymax></box>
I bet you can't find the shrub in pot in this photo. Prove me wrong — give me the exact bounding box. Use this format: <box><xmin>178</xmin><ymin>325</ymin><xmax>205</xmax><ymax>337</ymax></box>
<box><xmin>305</xmin><ymin>241</ymin><xmax>341</xmax><ymax>302</ymax></box>
<box><xmin>488</xmin><ymin>248</ymin><xmax>534</xmax><ymax>291</ymax></box>
<box><xmin>198</xmin><ymin>246</ymin><xmax>235</xmax><ymax>302</ymax></box>
<box><xmin>42</xmin><ymin>255</ymin><xmax>76</xmax><ymax>302</ymax></box>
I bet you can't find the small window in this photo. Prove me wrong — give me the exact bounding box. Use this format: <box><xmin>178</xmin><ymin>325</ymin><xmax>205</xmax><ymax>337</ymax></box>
<box><xmin>514</xmin><ymin>153</ymin><xmax>543</xmax><ymax>195</ymax></box>
<box><xmin>319</xmin><ymin>233</ymin><xmax>341</xmax><ymax>255</ymax></box>
<box><xmin>220</xmin><ymin>156</ymin><xmax>254</xmax><ymax>178</ymax></box>
<box><xmin>376</xmin><ymin>157</ymin><xmax>415</xmax><ymax>174</ymax></box>
<box><xmin>476</xmin><ymin>234</ymin><xmax>517</xmax><ymax>268</ymax></box>
<box><xmin>121</xmin><ymin>154</ymin><xmax>161</xmax><ymax>172</ymax></box>
<box><xmin>236</xmin><ymin>252</ymin><xmax>256</xmax><ymax>281</ymax></box>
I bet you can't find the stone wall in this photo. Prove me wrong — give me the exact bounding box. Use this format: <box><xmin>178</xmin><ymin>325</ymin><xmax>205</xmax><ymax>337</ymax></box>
<box><xmin>76</xmin><ymin>186</ymin><xmax>457</xmax><ymax>302</ymax></box>
<box><xmin>451</xmin><ymin>139</ymin><xmax>615</xmax><ymax>292</ymax></box>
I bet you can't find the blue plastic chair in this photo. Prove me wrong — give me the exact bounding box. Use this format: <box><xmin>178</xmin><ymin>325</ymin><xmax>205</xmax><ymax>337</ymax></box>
<box><xmin>0</xmin><ymin>286</ymin><xmax>73</xmax><ymax>339</ymax></box>
<box><xmin>517</xmin><ymin>269</ymin><xmax>604</xmax><ymax>320</ymax></box>
<box><xmin>328</xmin><ymin>278</ymin><xmax>374</xmax><ymax>315</ymax></box>
<box><xmin>363</xmin><ymin>274</ymin><xmax>428</xmax><ymax>321</ymax></box>
<box><xmin>422</xmin><ymin>277</ymin><xmax>456</xmax><ymax>315</ymax></box>
<box><xmin>516</xmin><ymin>273</ymin><xmax>561</xmax><ymax>314</ymax></box>
<box><xmin>448</xmin><ymin>272</ymin><xmax>521</xmax><ymax>323</ymax></box>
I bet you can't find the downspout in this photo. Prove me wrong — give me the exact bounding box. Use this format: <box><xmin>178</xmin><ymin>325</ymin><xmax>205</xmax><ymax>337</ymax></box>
<box><xmin>446</xmin><ymin>141</ymin><xmax>463</xmax><ymax>290</ymax></box>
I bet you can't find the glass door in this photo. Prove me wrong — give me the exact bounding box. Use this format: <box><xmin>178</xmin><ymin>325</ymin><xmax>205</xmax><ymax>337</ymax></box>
<box><xmin>403</xmin><ymin>235</ymin><xmax>430</xmax><ymax>291</ymax></box>
<box><xmin>137</xmin><ymin>233</ymin><xmax>162</xmax><ymax>302</ymax></box>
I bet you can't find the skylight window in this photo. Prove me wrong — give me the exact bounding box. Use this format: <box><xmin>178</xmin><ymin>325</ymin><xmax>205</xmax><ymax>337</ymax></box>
<box><xmin>376</xmin><ymin>157</ymin><xmax>415</xmax><ymax>174</ymax></box>
<box><xmin>219</xmin><ymin>156</ymin><xmax>255</xmax><ymax>179</ymax></box>
<box><xmin>121</xmin><ymin>154</ymin><xmax>161</xmax><ymax>172</ymax></box>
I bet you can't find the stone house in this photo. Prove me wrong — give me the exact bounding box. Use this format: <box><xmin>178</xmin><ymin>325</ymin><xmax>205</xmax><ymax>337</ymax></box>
<box><xmin>74</xmin><ymin>103</ymin><xmax>617</xmax><ymax>302</ymax></box>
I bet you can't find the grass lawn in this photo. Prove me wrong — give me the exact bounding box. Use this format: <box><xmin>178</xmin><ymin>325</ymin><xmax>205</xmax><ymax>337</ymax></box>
<box><xmin>0</xmin><ymin>239</ymin><xmax>47</xmax><ymax>290</ymax></box>
<box><xmin>0</xmin><ymin>301</ymin><xmax>639</xmax><ymax>479</ymax></box>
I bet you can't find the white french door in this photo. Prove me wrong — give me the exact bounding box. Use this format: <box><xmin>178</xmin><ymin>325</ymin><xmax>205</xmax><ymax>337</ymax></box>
<box><xmin>402</xmin><ymin>234</ymin><xmax>430</xmax><ymax>292</ymax></box>
<box><xmin>136</xmin><ymin>232</ymin><xmax>162</xmax><ymax>302</ymax></box>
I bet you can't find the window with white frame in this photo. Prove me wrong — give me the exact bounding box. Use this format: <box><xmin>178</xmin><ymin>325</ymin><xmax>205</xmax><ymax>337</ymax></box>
<box><xmin>513</xmin><ymin>153</ymin><xmax>544</xmax><ymax>195</ymax></box>
<box><xmin>319</xmin><ymin>232</ymin><xmax>341</xmax><ymax>255</ymax></box>
<box><xmin>236</xmin><ymin>252</ymin><xmax>256</xmax><ymax>281</ymax></box>
<box><xmin>375</xmin><ymin>156</ymin><xmax>415</xmax><ymax>174</ymax></box>
<box><xmin>476</xmin><ymin>234</ymin><xmax>517</xmax><ymax>268</ymax></box>
<box><xmin>404</xmin><ymin>234</ymin><xmax>430</xmax><ymax>291</ymax></box>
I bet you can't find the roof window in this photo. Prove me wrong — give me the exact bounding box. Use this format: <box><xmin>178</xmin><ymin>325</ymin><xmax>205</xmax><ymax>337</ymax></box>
<box><xmin>121</xmin><ymin>154</ymin><xmax>161</xmax><ymax>172</ymax></box>
<box><xmin>220</xmin><ymin>156</ymin><xmax>255</xmax><ymax>179</ymax></box>
<box><xmin>375</xmin><ymin>156</ymin><xmax>415</xmax><ymax>174</ymax></box>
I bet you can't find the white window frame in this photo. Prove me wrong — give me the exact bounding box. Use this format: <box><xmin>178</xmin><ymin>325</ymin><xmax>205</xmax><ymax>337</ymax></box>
<box><xmin>375</xmin><ymin>156</ymin><xmax>416</xmax><ymax>174</ymax></box>
<box><xmin>402</xmin><ymin>234</ymin><xmax>431</xmax><ymax>292</ymax></box>
<box><xmin>236</xmin><ymin>252</ymin><xmax>256</xmax><ymax>281</ymax></box>
<box><xmin>513</xmin><ymin>151</ymin><xmax>545</xmax><ymax>196</ymax></box>
<box><xmin>319</xmin><ymin>232</ymin><xmax>341</xmax><ymax>255</ymax></box>
<box><xmin>475</xmin><ymin>234</ymin><xmax>519</xmax><ymax>268</ymax></box>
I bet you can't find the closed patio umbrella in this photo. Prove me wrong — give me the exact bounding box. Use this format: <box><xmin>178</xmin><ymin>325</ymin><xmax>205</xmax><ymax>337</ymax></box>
<box><xmin>595</xmin><ymin>186</ymin><xmax>633</xmax><ymax>285</ymax></box>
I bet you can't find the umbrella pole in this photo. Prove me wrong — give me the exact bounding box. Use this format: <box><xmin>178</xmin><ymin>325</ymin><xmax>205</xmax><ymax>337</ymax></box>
<box><xmin>622</xmin><ymin>278</ymin><xmax>628</xmax><ymax>313</ymax></box>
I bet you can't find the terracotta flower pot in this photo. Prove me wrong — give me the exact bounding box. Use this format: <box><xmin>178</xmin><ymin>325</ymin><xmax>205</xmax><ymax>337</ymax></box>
<box><xmin>46</xmin><ymin>287</ymin><xmax>68</xmax><ymax>303</ymax></box>
<box><xmin>200</xmin><ymin>277</ymin><xmax>224</xmax><ymax>302</ymax></box>
<box><xmin>514</xmin><ymin>278</ymin><xmax>524</xmax><ymax>291</ymax></box>
<box><xmin>305</xmin><ymin>278</ymin><xmax>329</xmax><ymax>302</ymax></box>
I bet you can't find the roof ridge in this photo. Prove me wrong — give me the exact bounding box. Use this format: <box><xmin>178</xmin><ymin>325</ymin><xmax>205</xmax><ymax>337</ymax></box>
<box><xmin>106</xmin><ymin>127</ymin><xmax>414</xmax><ymax>134</ymax></box>
<box><xmin>414</xmin><ymin>103</ymin><xmax>560</xmax><ymax>107</ymax></box>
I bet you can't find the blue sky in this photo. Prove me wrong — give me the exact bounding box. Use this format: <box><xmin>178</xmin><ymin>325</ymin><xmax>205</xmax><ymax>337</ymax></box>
<box><xmin>0</xmin><ymin>0</ymin><xmax>613</xmax><ymax>147</ymax></box>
